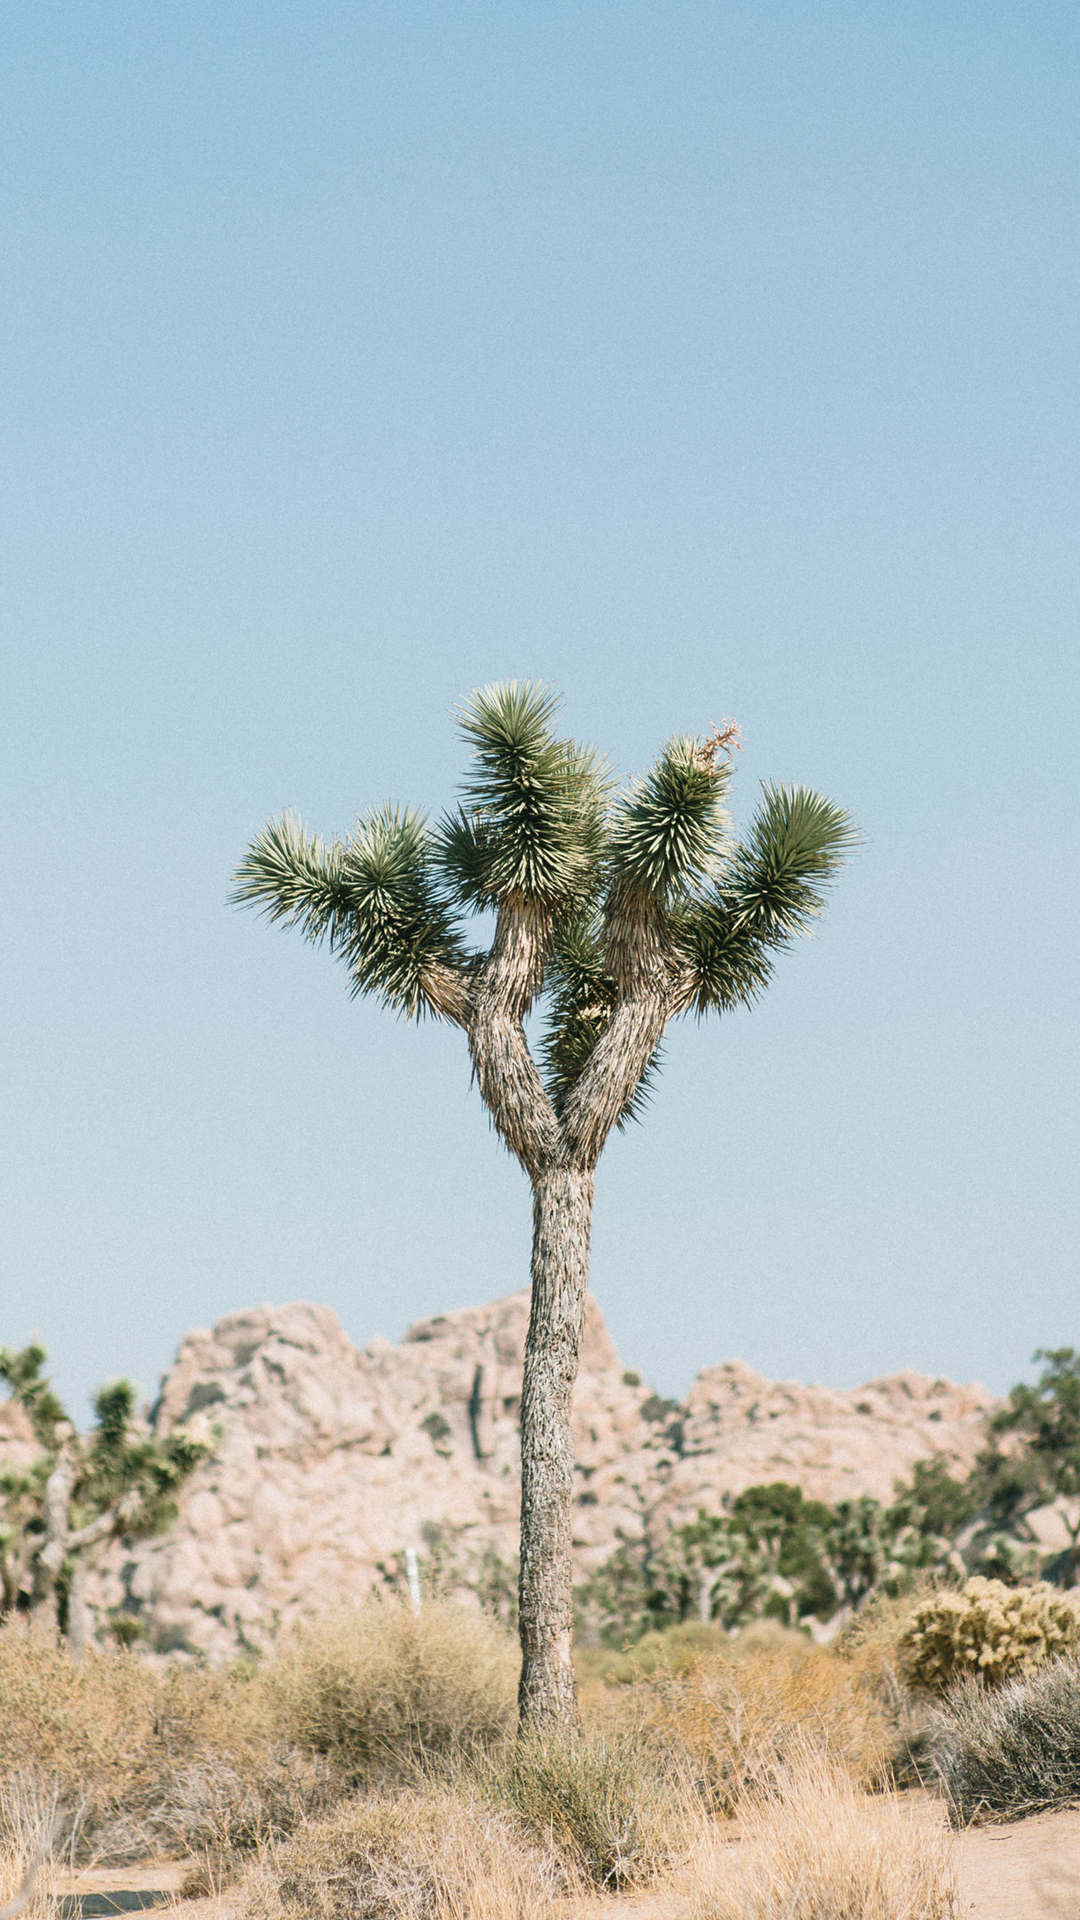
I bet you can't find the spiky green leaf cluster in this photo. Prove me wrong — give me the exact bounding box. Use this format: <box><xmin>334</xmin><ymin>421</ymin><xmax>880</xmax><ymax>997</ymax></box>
<box><xmin>0</xmin><ymin>1344</ymin><xmax>68</xmax><ymax>1448</ymax></box>
<box><xmin>723</xmin><ymin>785</ymin><xmax>858</xmax><ymax>939</ymax></box>
<box><xmin>438</xmin><ymin>683</ymin><xmax>610</xmax><ymax>906</ymax></box>
<box><xmin>336</xmin><ymin>807</ymin><xmax>472</xmax><ymax>1016</ymax></box>
<box><xmin>540</xmin><ymin>918</ymin><xmax>615</xmax><ymax>1111</ymax></box>
<box><xmin>83</xmin><ymin>1378</ymin><xmax>212</xmax><ymax>1540</ymax></box>
<box><xmin>606</xmin><ymin>735</ymin><xmax>731</xmax><ymax>900</ymax></box>
<box><xmin>675</xmin><ymin>785</ymin><xmax>858</xmax><ymax>1016</ymax></box>
<box><xmin>232</xmin><ymin>806</ymin><xmax>472</xmax><ymax>1019</ymax></box>
<box><xmin>230</xmin><ymin>811</ymin><xmax>349</xmax><ymax>942</ymax></box>
<box><xmin>540</xmin><ymin>915</ymin><xmax>660</xmax><ymax>1126</ymax></box>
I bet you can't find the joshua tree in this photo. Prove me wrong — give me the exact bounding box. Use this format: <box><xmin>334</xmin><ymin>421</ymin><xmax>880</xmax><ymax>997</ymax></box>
<box><xmin>0</xmin><ymin>1343</ymin><xmax>209</xmax><ymax>1654</ymax></box>
<box><xmin>233</xmin><ymin>682</ymin><xmax>855</xmax><ymax>1729</ymax></box>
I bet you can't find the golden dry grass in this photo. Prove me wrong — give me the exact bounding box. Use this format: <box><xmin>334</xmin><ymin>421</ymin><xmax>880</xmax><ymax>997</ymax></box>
<box><xmin>0</xmin><ymin>1775</ymin><xmax>63</xmax><ymax>1920</ymax></box>
<box><xmin>494</xmin><ymin>1725</ymin><xmax>688</xmax><ymax>1889</ymax></box>
<box><xmin>643</xmin><ymin>1637</ymin><xmax>895</xmax><ymax>1812</ymax></box>
<box><xmin>668</xmin><ymin>1752</ymin><xmax>957</xmax><ymax>1920</ymax></box>
<box><xmin>264</xmin><ymin>1598</ymin><xmax>517</xmax><ymax>1781</ymax></box>
<box><xmin>243</xmin><ymin>1787</ymin><xmax>563</xmax><ymax>1920</ymax></box>
<box><xmin>0</xmin><ymin>1595</ymin><xmax>961</xmax><ymax>1917</ymax></box>
<box><xmin>0</xmin><ymin>1622</ymin><xmax>332</xmax><ymax>1869</ymax></box>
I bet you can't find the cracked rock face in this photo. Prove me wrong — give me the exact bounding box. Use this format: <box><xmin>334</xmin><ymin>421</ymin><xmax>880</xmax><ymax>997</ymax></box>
<box><xmin>87</xmin><ymin>1293</ymin><xmax>994</xmax><ymax>1659</ymax></box>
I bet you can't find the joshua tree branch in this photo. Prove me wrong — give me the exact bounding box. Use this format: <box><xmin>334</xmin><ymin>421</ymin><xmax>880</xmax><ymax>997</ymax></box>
<box><xmin>419</xmin><ymin>958</ymin><xmax>477</xmax><ymax>1027</ymax></box>
<box><xmin>561</xmin><ymin>895</ymin><xmax>674</xmax><ymax>1167</ymax></box>
<box><xmin>67</xmin><ymin>1491</ymin><xmax>141</xmax><ymax>1555</ymax></box>
<box><xmin>468</xmin><ymin>899</ymin><xmax>563</xmax><ymax>1176</ymax></box>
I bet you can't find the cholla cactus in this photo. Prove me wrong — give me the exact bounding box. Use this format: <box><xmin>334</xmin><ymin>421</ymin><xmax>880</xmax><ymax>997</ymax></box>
<box><xmin>234</xmin><ymin>681</ymin><xmax>854</xmax><ymax>1730</ymax></box>
<box><xmin>899</xmin><ymin>1576</ymin><xmax>1080</xmax><ymax>1695</ymax></box>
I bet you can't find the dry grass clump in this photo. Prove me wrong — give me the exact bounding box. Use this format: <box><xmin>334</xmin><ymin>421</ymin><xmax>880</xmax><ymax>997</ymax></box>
<box><xmin>244</xmin><ymin>1787</ymin><xmax>561</xmax><ymax>1920</ymax></box>
<box><xmin>154</xmin><ymin>1746</ymin><xmax>341</xmax><ymax>1895</ymax></box>
<box><xmin>0</xmin><ymin>1776</ymin><xmax>64</xmax><ymax>1920</ymax></box>
<box><xmin>264</xmin><ymin>1599</ymin><xmax>517</xmax><ymax>1782</ymax></box>
<box><xmin>0</xmin><ymin>1624</ymin><xmax>332</xmax><ymax>1872</ymax></box>
<box><xmin>680</xmin><ymin>1749</ymin><xmax>957</xmax><ymax>1920</ymax></box>
<box><xmin>0</xmin><ymin>1628</ymin><xmax>164</xmax><ymax>1814</ymax></box>
<box><xmin>900</xmin><ymin>1578</ymin><xmax>1080</xmax><ymax>1696</ymax></box>
<box><xmin>496</xmin><ymin>1725</ymin><xmax>687</xmax><ymax>1890</ymax></box>
<box><xmin>0</xmin><ymin>1601</ymin><xmax>516</xmax><ymax>1874</ymax></box>
<box><xmin>650</xmin><ymin>1639</ymin><xmax>893</xmax><ymax>1812</ymax></box>
<box><xmin>933</xmin><ymin>1653</ymin><xmax>1080</xmax><ymax>1824</ymax></box>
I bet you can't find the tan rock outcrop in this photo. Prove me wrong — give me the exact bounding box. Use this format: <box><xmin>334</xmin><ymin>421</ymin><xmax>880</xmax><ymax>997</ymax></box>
<box><xmin>85</xmin><ymin>1292</ymin><xmax>994</xmax><ymax>1658</ymax></box>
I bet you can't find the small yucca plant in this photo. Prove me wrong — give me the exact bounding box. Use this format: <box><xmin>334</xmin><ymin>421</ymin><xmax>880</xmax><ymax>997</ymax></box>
<box><xmin>234</xmin><ymin>683</ymin><xmax>855</xmax><ymax>1732</ymax></box>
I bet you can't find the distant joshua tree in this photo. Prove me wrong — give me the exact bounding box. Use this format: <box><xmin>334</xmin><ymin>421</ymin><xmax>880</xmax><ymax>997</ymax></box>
<box><xmin>0</xmin><ymin>1343</ymin><xmax>208</xmax><ymax>1655</ymax></box>
<box><xmin>234</xmin><ymin>682</ymin><xmax>854</xmax><ymax>1729</ymax></box>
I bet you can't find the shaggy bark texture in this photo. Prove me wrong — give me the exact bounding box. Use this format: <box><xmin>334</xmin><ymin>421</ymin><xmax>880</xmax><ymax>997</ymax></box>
<box><xmin>517</xmin><ymin>1168</ymin><xmax>595</xmax><ymax>1731</ymax></box>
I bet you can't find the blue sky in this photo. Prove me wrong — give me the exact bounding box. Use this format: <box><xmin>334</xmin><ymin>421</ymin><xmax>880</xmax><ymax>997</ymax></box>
<box><xmin>2</xmin><ymin>2</ymin><xmax>1078</xmax><ymax>1419</ymax></box>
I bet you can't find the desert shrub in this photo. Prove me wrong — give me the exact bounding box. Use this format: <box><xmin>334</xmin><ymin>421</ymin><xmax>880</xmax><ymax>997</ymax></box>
<box><xmin>244</xmin><ymin>1788</ymin><xmax>561</xmax><ymax>1920</ymax></box>
<box><xmin>652</xmin><ymin>1640</ymin><xmax>892</xmax><ymax>1812</ymax></box>
<box><xmin>0</xmin><ymin>1625</ymin><xmax>334</xmax><ymax>1870</ymax></box>
<box><xmin>142</xmin><ymin>1745</ymin><xmax>341</xmax><ymax>1893</ymax></box>
<box><xmin>683</xmin><ymin>1748</ymin><xmax>957</xmax><ymax>1919</ymax></box>
<box><xmin>496</xmin><ymin>1725</ymin><xmax>685</xmax><ymax>1890</ymax></box>
<box><xmin>0</xmin><ymin>1628</ymin><xmax>164</xmax><ymax>1809</ymax></box>
<box><xmin>576</xmin><ymin>1617</ymin><xmax>805</xmax><ymax>1692</ymax></box>
<box><xmin>264</xmin><ymin>1599</ymin><xmax>517</xmax><ymax>1781</ymax></box>
<box><xmin>899</xmin><ymin>1577</ymin><xmax>1080</xmax><ymax>1696</ymax></box>
<box><xmin>933</xmin><ymin>1654</ymin><xmax>1080</xmax><ymax>1824</ymax></box>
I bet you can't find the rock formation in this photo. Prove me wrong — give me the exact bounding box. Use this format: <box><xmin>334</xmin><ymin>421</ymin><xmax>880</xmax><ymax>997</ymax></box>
<box><xmin>81</xmin><ymin>1290</ymin><xmax>995</xmax><ymax>1658</ymax></box>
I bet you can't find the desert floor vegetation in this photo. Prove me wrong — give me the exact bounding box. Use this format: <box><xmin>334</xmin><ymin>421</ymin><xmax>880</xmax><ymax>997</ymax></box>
<box><xmin>670</xmin><ymin>1750</ymin><xmax>958</xmax><ymax>1920</ymax></box>
<box><xmin>932</xmin><ymin>1653</ymin><xmax>1080</xmax><ymax>1825</ymax></box>
<box><xmin>3</xmin><ymin>1584</ymin><xmax>1080</xmax><ymax>1917</ymax></box>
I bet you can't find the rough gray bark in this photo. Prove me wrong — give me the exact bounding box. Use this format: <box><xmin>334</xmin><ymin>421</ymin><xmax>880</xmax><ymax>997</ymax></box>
<box><xmin>517</xmin><ymin>1166</ymin><xmax>595</xmax><ymax>1730</ymax></box>
<box><xmin>31</xmin><ymin>1447</ymin><xmax>75</xmax><ymax>1636</ymax></box>
<box><xmin>66</xmin><ymin>1557</ymin><xmax>89</xmax><ymax>1662</ymax></box>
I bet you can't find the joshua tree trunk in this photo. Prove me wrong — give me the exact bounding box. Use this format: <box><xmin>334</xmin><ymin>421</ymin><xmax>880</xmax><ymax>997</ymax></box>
<box><xmin>30</xmin><ymin>1448</ymin><xmax>75</xmax><ymax>1637</ymax></box>
<box><xmin>517</xmin><ymin>1166</ymin><xmax>595</xmax><ymax>1730</ymax></box>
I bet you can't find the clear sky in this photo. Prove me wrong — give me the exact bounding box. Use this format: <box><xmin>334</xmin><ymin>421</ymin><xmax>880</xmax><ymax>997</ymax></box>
<box><xmin>2</xmin><ymin>2</ymin><xmax>1078</xmax><ymax>1421</ymax></box>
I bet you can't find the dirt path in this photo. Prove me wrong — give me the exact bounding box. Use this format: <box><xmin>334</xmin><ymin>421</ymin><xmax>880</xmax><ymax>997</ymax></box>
<box><xmin>955</xmin><ymin>1808</ymin><xmax>1080</xmax><ymax>1919</ymax></box>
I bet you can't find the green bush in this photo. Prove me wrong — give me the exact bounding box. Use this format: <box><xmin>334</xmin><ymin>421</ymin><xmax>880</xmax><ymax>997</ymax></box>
<box><xmin>933</xmin><ymin>1655</ymin><xmax>1080</xmax><ymax>1823</ymax></box>
<box><xmin>264</xmin><ymin>1598</ymin><xmax>517</xmax><ymax>1781</ymax></box>
<box><xmin>899</xmin><ymin>1577</ymin><xmax>1080</xmax><ymax>1695</ymax></box>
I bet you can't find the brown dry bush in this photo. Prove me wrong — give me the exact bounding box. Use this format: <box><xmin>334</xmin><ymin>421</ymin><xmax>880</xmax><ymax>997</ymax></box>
<box><xmin>648</xmin><ymin>1638</ymin><xmax>894</xmax><ymax>1813</ymax></box>
<box><xmin>576</xmin><ymin>1619</ymin><xmax>806</xmax><ymax>1697</ymax></box>
<box><xmin>0</xmin><ymin>1626</ymin><xmax>335</xmax><ymax>1871</ymax></box>
<box><xmin>243</xmin><ymin>1787</ymin><xmax>562</xmax><ymax>1920</ymax></box>
<box><xmin>263</xmin><ymin>1598</ymin><xmax>517</xmax><ymax>1781</ymax></box>
<box><xmin>679</xmin><ymin>1748</ymin><xmax>957</xmax><ymax>1920</ymax></box>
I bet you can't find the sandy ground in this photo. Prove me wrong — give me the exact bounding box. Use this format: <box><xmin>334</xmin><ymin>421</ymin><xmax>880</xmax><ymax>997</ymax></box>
<box><xmin>952</xmin><ymin>1807</ymin><xmax>1080</xmax><ymax>1919</ymax></box>
<box><xmin>46</xmin><ymin>1806</ymin><xmax>1080</xmax><ymax>1919</ymax></box>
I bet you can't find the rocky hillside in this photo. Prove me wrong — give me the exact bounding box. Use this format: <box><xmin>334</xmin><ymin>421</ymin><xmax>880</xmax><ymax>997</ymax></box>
<box><xmin>87</xmin><ymin>1290</ymin><xmax>994</xmax><ymax>1659</ymax></box>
